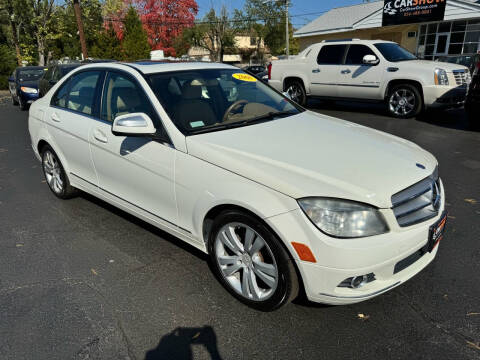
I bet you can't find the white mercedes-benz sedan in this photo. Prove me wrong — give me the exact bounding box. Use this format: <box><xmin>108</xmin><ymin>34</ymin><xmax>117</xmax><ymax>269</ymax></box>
<box><xmin>28</xmin><ymin>62</ymin><xmax>446</xmax><ymax>311</ymax></box>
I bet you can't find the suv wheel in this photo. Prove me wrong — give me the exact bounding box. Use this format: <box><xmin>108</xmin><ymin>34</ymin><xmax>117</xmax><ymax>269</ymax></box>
<box><xmin>285</xmin><ymin>80</ymin><xmax>307</xmax><ymax>106</ymax></box>
<box><xmin>208</xmin><ymin>210</ymin><xmax>299</xmax><ymax>311</ymax></box>
<box><xmin>41</xmin><ymin>145</ymin><xmax>78</xmax><ymax>199</ymax></box>
<box><xmin>387</xmin><ymin>84</ymin><xmax>422</xmax><ymax>118</ymax></box>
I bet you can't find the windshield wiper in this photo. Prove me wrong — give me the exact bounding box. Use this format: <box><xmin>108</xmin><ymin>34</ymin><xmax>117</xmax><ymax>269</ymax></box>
<box><xmin>189</xmin><ymin>110</ymin><xmax>297</xmax><ymax>135</ymax></box>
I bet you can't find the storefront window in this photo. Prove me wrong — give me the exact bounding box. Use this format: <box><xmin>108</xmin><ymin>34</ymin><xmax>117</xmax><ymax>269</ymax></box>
<box><xmin>416</xmin><ymin>19</ymin><xmax>480</xmax><ymax>64</ymax></box>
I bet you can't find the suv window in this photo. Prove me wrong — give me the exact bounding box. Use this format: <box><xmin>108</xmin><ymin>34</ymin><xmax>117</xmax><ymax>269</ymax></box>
<box><xmin>101</xmin><ymin>72</ymin><xmax>155</xmax><ymax>122</ymax></box>
<box><xmin>345</xmin><ymin>45</ymin><xmax>377</xmax><ymax>65</ymax></box>
<box><xmin>317</xmin><ymin>45</ymin><xmax>347</xmax><ymax>65</ymax></box>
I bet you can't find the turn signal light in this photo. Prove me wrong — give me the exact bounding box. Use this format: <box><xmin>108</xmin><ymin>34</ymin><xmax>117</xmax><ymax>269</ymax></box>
<box><xmin>291</xmin><ymin>242</ymin><xmax>316</xmax><ymax>262</ymax></box>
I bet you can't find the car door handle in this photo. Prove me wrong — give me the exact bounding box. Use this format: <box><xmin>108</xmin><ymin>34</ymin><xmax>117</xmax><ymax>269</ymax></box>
<box><xmin>51</xmin><ymin>113</ymin><xmax>60</xmax><ymax>122</ymax></box>
<box><xmin>312</xmin><ymin>68</ymin><xmax>320</xmax><ymax>73</ymax></box>
<box><xmin>93</xmin><ymin>129</ymin><xmax>108</xmax><ymax>144</ymax></box>
<box><xmin>341</xmin><ymin>69</ymin><xmax>351</xmax><ymax>74</ymax></box>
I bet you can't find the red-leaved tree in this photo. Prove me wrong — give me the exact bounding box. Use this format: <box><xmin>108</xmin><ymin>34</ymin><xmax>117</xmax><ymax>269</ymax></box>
<box><xmin>133</xmin><ymin>0</ymin><xmax>198</xmax><ymax>57</ymax></box>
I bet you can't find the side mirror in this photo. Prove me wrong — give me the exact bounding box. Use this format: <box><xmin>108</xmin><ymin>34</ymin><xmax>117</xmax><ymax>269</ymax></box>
<box><xmin>112</xmin><ymin>113</ymin><xmax>156</xmax><ymax>136</ymax></box>
<box><xmin>363</xmin><ymin>54</ymin><xmax>379</xmax><ymax>65</ymax></box>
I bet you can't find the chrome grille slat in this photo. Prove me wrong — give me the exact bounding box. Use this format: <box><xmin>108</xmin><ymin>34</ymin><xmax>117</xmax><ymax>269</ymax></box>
<box><xmin>452</xmin><ymin>70</ymin><xmax>470</xmax><ymax>86</ymax></box>
<box><xmin>391</xmin><ymin>167</ymin><xmax>441</xmax><ymax>227</ymax></box>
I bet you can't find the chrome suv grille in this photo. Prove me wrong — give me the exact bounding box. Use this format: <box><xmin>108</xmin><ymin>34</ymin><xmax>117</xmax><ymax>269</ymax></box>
<box><xmin>391</xmin><ymin>167</ymin><xmax>441</xmax><ymax>227</ymax></box>
<box><xmin>452</xmin><ymin>70</ymin><xmax>470</xmax><ymax>86</ymax></box>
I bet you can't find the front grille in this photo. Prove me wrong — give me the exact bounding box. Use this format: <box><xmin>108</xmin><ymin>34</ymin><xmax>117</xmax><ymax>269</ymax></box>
<box><xmin>452</xmin><ymin>70</ymin><xmax>470</xmax><ymax>86</ymax></box>
<box><xmin>391</xmin><ymin>167</ymin><xmax>441</xmax><ymax>227</ymax></box>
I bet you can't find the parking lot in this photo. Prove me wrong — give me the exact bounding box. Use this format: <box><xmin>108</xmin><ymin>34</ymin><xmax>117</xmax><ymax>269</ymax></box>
<box><xmin>0</xmin><ymin>96</ymin><xmax>479</xmax><ymax>360</ymax></box>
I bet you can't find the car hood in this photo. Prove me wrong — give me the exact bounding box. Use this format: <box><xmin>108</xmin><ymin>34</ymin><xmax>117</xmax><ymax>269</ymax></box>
<box><xmin>17</xmin><ymin>80</ymin><xmax>39</xmax><ymax>89</ymax></box>
<box><xmin>398</xmin><ymin>60</ymin><xmax>468</xmax><ymax>72</ymax></box>
<box><xmin>186</xmin><ymin>111</ymin><xmax>437</xmax><ymax>208</ymax></box>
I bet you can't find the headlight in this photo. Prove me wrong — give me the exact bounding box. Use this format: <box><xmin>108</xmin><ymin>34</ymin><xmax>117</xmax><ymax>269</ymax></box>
<box><xmin>20</xmin><ymin>86</ymin><xmax>38</xmax><ymax>94</ymax></box>
<box><xmin>434</xmin><ymin>68</ymin><xmax>449</xmax><ymax>85</ymax></box>
<box><xmin>298</xmin><ymin>198</ymin><xmax>389</xmax><ymax>238</ymax></box>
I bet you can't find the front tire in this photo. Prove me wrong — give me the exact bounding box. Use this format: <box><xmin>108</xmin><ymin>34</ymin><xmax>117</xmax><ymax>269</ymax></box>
<box><xmin>208</xmin><ymin>210</ymin><xmax>299</xmax><ymax>311</ymax></box>
<box><xmin>18</xmin><ymin>96</ymin><xmax>28</xmax><ymax>111</ymax></box>
<box><xmin>387</xmin><ymin>84</ymin><xmax>423</xmax><ymax>118</ymax></box>
<box><xmin>12</xmin><ymin>95</ymin><xmax>19</xmax><ymax>106</ymax></box>
<box><xmin>41</xmin><ymin>145</ymin><xmax>78</xmax><ymax>199</ymax></box>
<box><xmin>285</xmin><ymin>79</ymin><xmax>307</xmax><ymax>106</ymax></box>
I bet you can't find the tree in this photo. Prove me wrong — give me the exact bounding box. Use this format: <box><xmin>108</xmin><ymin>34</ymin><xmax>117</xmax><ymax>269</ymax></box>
<box><xmin>0</xmin><ymin>0</ymin><xmax>28</xmax><ymax>65</ymax></box>
<box><xmin>182</xmin><ymin>6</ymin><xmax>235</xmax><ymax>62</ymax></box>
<box><xmin>102</xmin><ymin>0</ymin><xmax>127</xmax><ymax>39</ymax></box>
<box><xmin>0</xmin><ymin>44</ymin><xmax>17</xmax><ymax>89</ymax></box>
<box><xmin>29</xmin><ymin>0</ymin><xmax>58</xmax><ymax>65</ymax></box>
<box><xmin>121</xmin><ymin>6</ymin><xmax>150</xmax><ymax>61</ymax></box>
<box><xmin>133</xmin><ymin>0</ymin><xmax>198</xmax><ymax>57</ymax></box>
<box><xmin>90</xmin><ymin>26</ymin><xmax>121</xmax><ymax>60</ymax></box>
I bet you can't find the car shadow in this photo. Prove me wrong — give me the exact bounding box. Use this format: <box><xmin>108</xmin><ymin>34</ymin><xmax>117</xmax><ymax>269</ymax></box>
<box><xmin>307</xmin><ymin>99</ymin><xmax>479</xmax><ymax>132</ymax></box>
<box><xmin>79</xmin><ymin>192</ymin><xmax>208</xmax><ymax>261</ymax></box>
<box><xmin>144</xmin><ymin>326</ymin><xmax>223</xmax><ymax>360</ymax></box>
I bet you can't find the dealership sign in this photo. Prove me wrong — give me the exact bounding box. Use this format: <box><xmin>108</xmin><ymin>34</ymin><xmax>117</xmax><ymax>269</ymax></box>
<box><xmin>382</xmin><ymin>0</ymin><xmax>447</xmax><ymax>26</ymax></box>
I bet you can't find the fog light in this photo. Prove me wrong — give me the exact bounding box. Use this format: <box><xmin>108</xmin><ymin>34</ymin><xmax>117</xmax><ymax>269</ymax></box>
<box><xmin>338</xmin><ymin>273</ymin><xmax>375</xmax><ymax>289</ymax></box>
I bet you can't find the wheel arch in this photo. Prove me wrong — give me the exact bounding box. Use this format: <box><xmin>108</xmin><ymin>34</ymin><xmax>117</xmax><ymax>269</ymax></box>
<box><xmin>202</xmin><ymin>203</ymin><xmax>306</xmax><ymax>296</ymax></box>
<box><xmin>384</xmin><ymin>79</ymin><xmax>424</xmax><ymax>104</ymax></box>
<box><xmin>283</xmin><ymin>76</ymin><xmax>308</xmax><ymax>94</ymax></box>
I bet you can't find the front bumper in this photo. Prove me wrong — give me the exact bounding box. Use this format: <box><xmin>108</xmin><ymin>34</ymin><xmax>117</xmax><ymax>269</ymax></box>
<box><xmin>423</xmin><ymin>85</ymin><xmax>467</xmax><ymax>109</ymax></box>
<box><xmin>19</xmin><ymin>91</ymin><xmax>39</xmax><ymax>104</ymax></box>
<box><xmin>266</xmin><ymin>185</ymin><xmax>445</xmax><ymax>305</ymax></box>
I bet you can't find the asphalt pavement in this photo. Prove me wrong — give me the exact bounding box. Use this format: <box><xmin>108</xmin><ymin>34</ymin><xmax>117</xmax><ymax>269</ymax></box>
<box><xmin>0</xmin><ymin>98</ymin><xmax>479</xmax><ymax>360</ymax></box>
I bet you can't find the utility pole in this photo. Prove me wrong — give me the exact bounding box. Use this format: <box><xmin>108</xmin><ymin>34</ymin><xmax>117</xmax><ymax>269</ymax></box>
<box><xmin>285</xmin><ymin>0</ymin><xmax>289</xmax><ymax>59</ymax></box>
<box><xmin>73</xmin><ymin>0</ymin><xmax>88</xmax><ymax>60</ymax></box>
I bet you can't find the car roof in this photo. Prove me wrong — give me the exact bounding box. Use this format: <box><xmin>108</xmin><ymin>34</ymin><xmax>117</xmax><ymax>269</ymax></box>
<box><xmin>320</xmin><ymin>39</ymin><xmax>396</xmax><ymax>45</ymax></box>
<box><xmin>17</xmin><ymin>66</ymin><xmax>46</xmax><ymax>70</ymax></box>
<box><xmin>122</xmin><ymin>61</ymin><xmax>237</xmax><ymax>74</ymax></box>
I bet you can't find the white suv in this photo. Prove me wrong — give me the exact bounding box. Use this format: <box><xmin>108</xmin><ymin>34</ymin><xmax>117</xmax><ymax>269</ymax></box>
<box><xmin>29</xmin><ymin>62</ymin><xmax>446</xmax><ymax>310</ymax></box>
<box><xmin>268</xmin><ymin>39</ymin><xmax>470</xmax><ymax>118</ymax></box>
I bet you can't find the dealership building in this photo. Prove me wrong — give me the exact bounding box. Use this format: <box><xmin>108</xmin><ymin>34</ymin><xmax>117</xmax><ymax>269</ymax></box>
<box><xmin>294</xmin><ymin>0</ymin><xmax>480</xmax><ymax>64</ymax></box>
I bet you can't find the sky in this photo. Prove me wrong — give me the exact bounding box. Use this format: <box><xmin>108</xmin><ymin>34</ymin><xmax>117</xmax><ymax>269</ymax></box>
<box><xmin>195</xmin><ymin>0</ymin><xmax>366</xmax><ymax>29</ymax></box>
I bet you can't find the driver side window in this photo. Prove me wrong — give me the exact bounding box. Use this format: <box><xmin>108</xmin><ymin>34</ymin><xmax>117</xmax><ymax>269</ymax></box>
<box><xmin>101</xmin><ymin>72</ymin><xmax>155</xmax><ymax>123</ymax></box>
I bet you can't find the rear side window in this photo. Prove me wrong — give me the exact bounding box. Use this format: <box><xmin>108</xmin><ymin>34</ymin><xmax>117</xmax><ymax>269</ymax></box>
<box><xmin>66</xmin><ymin>71</ymin><xmax>101</xmax><ymax>115</ymax></box>
<box><xmin>317</xmin><ymin>45</ymin><xmax>347</xmax><ymax>65</ymax></box>
<box><xmin>345</xmin><ymin>45</ymin><xmax>377</xmax><ymax>65</ymax></box>
<box><xmin>51</xmin><ymin>78</ymin><xmax>70</xmax><ymax>108</ymax></box>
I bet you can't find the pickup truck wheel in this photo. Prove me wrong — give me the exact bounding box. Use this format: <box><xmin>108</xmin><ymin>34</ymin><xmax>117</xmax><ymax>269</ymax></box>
<box><xmin>387</xmin><ymin>84</ymin><xmax>422</xmax><ymax>118</ymax></box>
<box><xmin>285</xmin><ymin>80</ymin><xmax>306</xmax><ymax>106</ymax></box>
<box><xmin>11</xmin><ymin>95</ymin><xmax>19</xmax><ymax>106</ymax></box>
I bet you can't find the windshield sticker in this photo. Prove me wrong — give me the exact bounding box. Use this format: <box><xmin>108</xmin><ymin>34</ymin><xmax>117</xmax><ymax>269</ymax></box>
<box><xmin>232</xmin><ymin>73</ymin><xmax>257</xmax><ymax>82</ymax></box>
<box><xmin>190</xmin><ymin>121</ymin><xmax>205</xmax><ymax>128</ymax></box>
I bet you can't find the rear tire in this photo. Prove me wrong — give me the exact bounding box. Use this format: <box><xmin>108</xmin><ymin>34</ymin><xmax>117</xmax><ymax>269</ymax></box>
<box><xmin>41</xmin><ymin>145</ymin><xmax>78</xmax><ymax>199</ymax></box>
<box><xmin>208</xmin><ymin>210</ymin><xmax>299</xmax><ymax>311</ymax></box>
<box><xmin>284</xmin><ymin>79</ymin><xmax>307</xmax><ymax>106</ymax></box>
<box><xmin>387</xmin><ymin>84</ymin><xmax>423</xmax><ymax>118</ymax></box>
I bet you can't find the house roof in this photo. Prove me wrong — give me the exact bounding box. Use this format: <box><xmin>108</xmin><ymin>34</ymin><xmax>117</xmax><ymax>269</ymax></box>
<box><xmin>294</xmin><ymin>0</ymin><xmax>480</xmax><ymax>38</ymax></box>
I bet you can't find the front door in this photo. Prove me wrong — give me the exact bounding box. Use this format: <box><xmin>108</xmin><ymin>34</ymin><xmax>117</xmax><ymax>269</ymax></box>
<box><xmin>309</xmin><ymin>44</ymin><xmax>347</xmax><ymax>97</ymax></box>
<box><xmin>337</xmin><ymin>44</ymin><xmax>385</xmax><ymax>100</ymax></box>
<box><xmin>434</xmin><ymin>32</ymin><xmax>450</xmax><ymax>56</ymax></box>
<box><xmin>89</xmin><ymin>70</ymin><xmax>178</xmax><ymax>228</ymax></box>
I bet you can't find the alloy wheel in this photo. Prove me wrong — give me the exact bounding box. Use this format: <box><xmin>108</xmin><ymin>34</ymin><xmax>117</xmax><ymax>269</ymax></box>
<box><xmin>286</xmin><ymin>84</ymin><xmax>303</xmax><ymax>104</ymax></box>
<box><xmin>42</xmin><ymin>150</ymin><xmax>64</xmax><ymax>194</ymax></box>
<box><xmin>389</xmin><ymin>89</ymin><xmax>416</xmax><ymax>116</ymax></box>
<box><xmin>214</xmin><ymin>222</ymin><xmax>278</xmax><ymax>301</ymax></box>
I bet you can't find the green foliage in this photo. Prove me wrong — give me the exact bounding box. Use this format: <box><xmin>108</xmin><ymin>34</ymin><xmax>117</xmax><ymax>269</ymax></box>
<box><xmin>182</xmin><ymin>6</ymin><xmax>236</xmax><ymax>62</ymax></box>
<box><xmin>90</xmin><ymin>26</ymin><xmax>122</xmax><ymax>60</ymax></box>
<box><xmin>0</xmin><ymin>44</ymin><xmax>17</xmax><ymax>89</ymax></box>
<box><xmin>121</xmin><ymin>7</ymin><xmax>150</xmax><ymax>61</ymax></box>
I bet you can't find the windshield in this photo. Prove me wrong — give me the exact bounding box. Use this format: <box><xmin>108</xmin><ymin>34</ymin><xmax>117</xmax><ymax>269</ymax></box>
<box><xmin>374</xmin><ymin>43</ymin><xmax>417</xmax><ymax>62</ymax></box>
<box><xmin>147</xmin><ymin>68</ymin><xmax>302</xmax><ymax>135</ymax></box>
<box><xmin>17</xmin><ymin>68</ymin><xmax>45</xmax><ymax>81</ymax></box>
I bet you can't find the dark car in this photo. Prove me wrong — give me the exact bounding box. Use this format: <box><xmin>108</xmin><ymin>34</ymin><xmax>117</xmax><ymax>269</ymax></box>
<box><xmin>465</xmin><ymin>55</ymin><xmax>480</xmax><ymax>126</ymax></box>
<box><xmin>243</xmin><ymin>65</ymin><xmax>265</xmax><ymax>75</ymax></box>
<box><xmin>8</xmin><ymin>66</ymin><xmax>46</xmax><ymax>110</ymax></box>
<box><xmin>39</xmin><ymin>63</ymin><xmax>82</xmax><ymax>98</ymax></box>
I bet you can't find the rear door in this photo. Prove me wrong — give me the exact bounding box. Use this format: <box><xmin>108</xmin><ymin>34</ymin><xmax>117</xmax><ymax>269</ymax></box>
<box><xmin>309</xmin><ymin>44</ymin><xmax>347</xmax><ymax>97</ymax></box>
<box><xmin>46</xmin><ymin>70</ymin><xmax>103</xmax><ymax>187</ymax></box>
<box><xmin>337</xmin><ymin>44</ymin><xmax>385</xmax><ymax>99</ymax></box>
